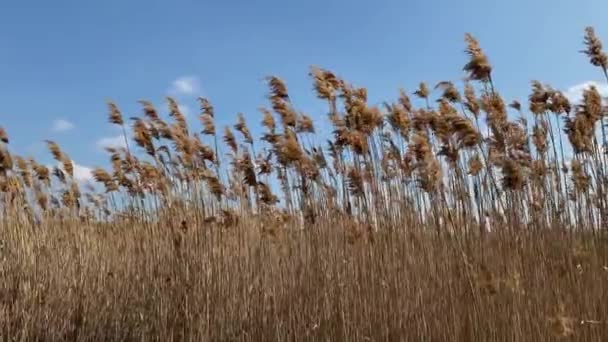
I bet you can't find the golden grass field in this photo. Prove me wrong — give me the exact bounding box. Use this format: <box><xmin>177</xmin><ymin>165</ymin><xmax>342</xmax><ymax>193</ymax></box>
<box><xmin>1</xmin><ymin>28</ymin><xmax>608</xmax><ymax>340</ymax></box>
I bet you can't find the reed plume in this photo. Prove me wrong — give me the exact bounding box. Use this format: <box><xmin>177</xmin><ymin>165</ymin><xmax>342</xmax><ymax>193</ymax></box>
<box><xmin>0</xmin><ymin>126</ymin><xmax>8</xmax><ymax>144</ymax></box>
<box><xmin>464</xmin><ymin>33</ymin><xmax>492</xmax><ymax>83</ymax></box>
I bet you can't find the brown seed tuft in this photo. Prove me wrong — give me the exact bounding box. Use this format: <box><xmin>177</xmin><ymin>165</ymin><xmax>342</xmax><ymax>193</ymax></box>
<box><xmin>0</xmin><ymin>127</ymin><xmax>8</xmax><ymax>144</ymax></box>
<box><xmin>463</xmin><ymin>33</ymin><xmax>492</xmax><ymax>82</ymax></box>
<box><xmin>107</xmin><ymin>101</ymin><xmax>124</xmax><ymax>125</ymax></box>
<box><xmin>582</xmin><ymin>27</ymin><xmax>608</xmax><ymax>70</ymax></box>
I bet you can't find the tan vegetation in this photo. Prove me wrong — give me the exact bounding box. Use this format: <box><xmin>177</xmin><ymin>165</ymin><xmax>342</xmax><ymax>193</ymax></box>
<box><xmin>1</xmin><ymin>28</ymin><xmax>608</xmax><ymax>340</ymax></box>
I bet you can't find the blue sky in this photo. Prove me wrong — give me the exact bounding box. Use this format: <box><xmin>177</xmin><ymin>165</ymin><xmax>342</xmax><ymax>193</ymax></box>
<box><xmin>1</xmin><ymin>0</ymin><xmax>607</xmax><ymax>181</ymax></box>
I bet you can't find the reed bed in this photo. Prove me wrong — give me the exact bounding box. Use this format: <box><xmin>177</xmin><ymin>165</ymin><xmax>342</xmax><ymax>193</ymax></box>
<box><xmin>1</xmin><ymin>28</ymin><xmax>608</xmax><ymax>341</ymax></box>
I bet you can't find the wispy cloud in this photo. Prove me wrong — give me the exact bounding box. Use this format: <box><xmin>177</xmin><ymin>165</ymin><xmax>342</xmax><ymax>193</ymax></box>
<box><xmin>53</xmin><ymin>160</ymin><xmax>94</xmax><ymax>183</ymax></box>
<box><xmin>73</xmin><ymin>162</ymin><xmax>94</xmax><ymax>183</ymax></box>
<box><xmin>564</xmin><ymin>81</ymin><xmax>608</xmax><ymax>103</ymax></box>
<box><xmin>96</xmin><ymin>135</ymin><xmax>127</xmax><ymax>150</ymax></box>
<box><xmin>25</xmin><ymin>141</ymin><xmax>45</xmax><ymax>156</ymax></box>
<box><xmin>178</xmin><ymin>104</ymin><xmax>191</xmax><ymax>117</ymax></box>
<box><xmin>51</xmin><ymin>119</ymin><xmax>75</xmax><ymax>132</ymax></box>
<box><xmin>169</xmin><ymin>76</ymin><xmax>200</xmax><ymax>96</ymax></box>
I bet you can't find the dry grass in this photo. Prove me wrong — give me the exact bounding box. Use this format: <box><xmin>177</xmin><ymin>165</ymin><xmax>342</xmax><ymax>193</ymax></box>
<box><xmin>1</xmin><ymin>28</ymin><xmax>608</xmax><ymax>340</ymax></box>
<box><xmin>2</xmin><ymin>221</ymin><xmax>608</xmax><ymax>341</ymax></box>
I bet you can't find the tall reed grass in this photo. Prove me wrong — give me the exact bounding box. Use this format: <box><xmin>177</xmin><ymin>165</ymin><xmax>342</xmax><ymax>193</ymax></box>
<box><xmin>1</xmin><ymin>27</ymin><xmax>608</xmax><ymax>340</ymax></box>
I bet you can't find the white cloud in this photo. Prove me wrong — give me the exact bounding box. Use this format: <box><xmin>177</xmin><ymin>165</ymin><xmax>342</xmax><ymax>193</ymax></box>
<box><xmin>25</xmin><ymin>142</ymin><xmax>45</xmax><ymax>156</ymax></box>
<box><xmin>96</xmin><ymin>135</ymin><xmax>127</xmax><ymax>149</ymax></box>
<box><xmin>52</xmin><ymin>160</ymin><xmax>93</xmax><ymax>183</ymax></box>
<box><xmin>73</xmin><ymin>162</ymin><xmax>93</xmax><ymax>183</ymax></box>
<box><xmin>564</xmin><ymin>81</ymin><xmax>608</xmax><ymax>104</ymax></box>
<box><xmin>52</xmin><ymin>119</ymin><xmax>75</xmax><ymax>132</ymax></box>
<box><xmin>178</xmin><ymin>104</ymin><xmax>191</xmax><ymax>117</ymax></box>
<box><xmin>169</xmin><ymin>76</ymin><xmax>200</xmax><ymax>96</ymax></box>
